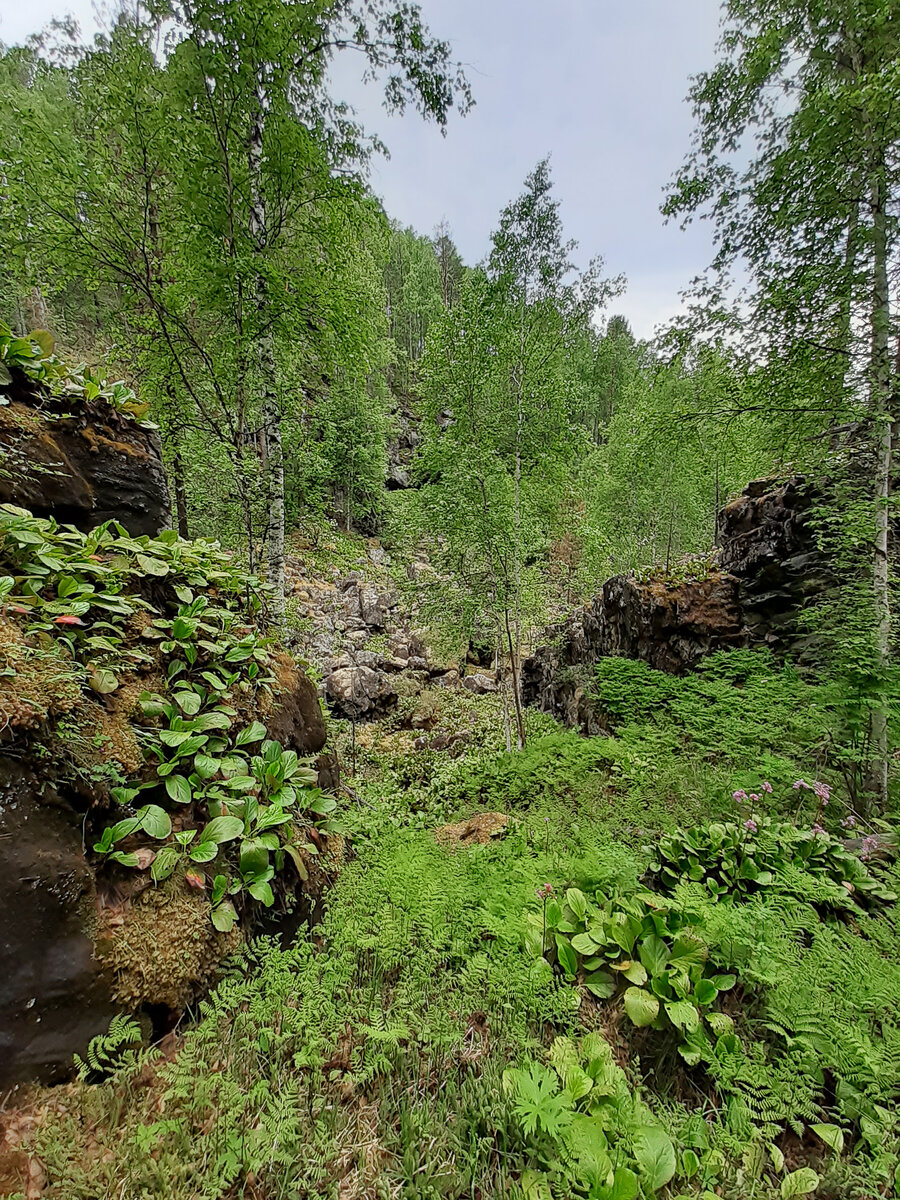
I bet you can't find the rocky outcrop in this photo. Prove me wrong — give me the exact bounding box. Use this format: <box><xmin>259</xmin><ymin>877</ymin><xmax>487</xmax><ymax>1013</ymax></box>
<box><xmin>718</xmin><ymin>476</ymin><xmax>827</xmax><ymax>650</ymax></box>
<box><xmin>523</xmin><ymin>477</ymin><xmax>826</xmax><ymax>727</ymax></box>
<box><xmin>385</xmin><ymin>405</ymin><xmax>421</xmax><ymax>490</ymax></box>
<box><xmin>0</xmin><ymin>380</ymin><xmax>333</xmax><ymax>1085</ymax></box>
<box><xmin>0</xmin><ymin>368</ymin><xmax>170</xmax><ymax>535</ymax></box>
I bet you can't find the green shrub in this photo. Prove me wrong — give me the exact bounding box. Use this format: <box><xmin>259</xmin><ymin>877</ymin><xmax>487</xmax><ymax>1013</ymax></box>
<box><xmin>650</xmin><ymin>816</ymin><xmax>896</xmax><ymax>912</ymax></box>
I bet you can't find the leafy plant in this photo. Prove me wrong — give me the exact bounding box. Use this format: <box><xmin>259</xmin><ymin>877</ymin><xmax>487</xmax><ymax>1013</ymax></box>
<box><xmin>503</xmin><ymin>1034</ymin><xmax>680</xmax><ymax>1198</ymax></box>
<box><xmin>73</xmin><ymin>1014</ymin><xmax>143</xmax><ymax>1082</ymax></box>
<box><xmin>529</xmin><ymin>888</ymin><xmax>737</xmax><ymax>1063</ymax></box>
<box><xmin>650</xmin><ymin>816</ymin><xmax>896</xmax><ymax>911</ymax></box>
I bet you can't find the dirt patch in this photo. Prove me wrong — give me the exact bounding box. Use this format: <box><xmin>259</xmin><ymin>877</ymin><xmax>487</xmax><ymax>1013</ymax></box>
<box><xmin>435</xmin><ymin>812</ymin><xmax>510</xmax><ymax>847</ymax></box>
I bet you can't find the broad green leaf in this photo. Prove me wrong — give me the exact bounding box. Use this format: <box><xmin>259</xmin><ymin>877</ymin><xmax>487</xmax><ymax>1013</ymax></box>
<box><xmin>235</xmin><ymin>720</ymin><xmax>267</xmax><ymax>746</ymax></box>
<box><xmin>136</xmin><ymin>553</ymin><xmax>170</xmax><ymax>577</ymax></box>
<box><xmin>694</xmin><ymin>978</ymin><xmax>718</xmax><ymax>1007</ymax></box>
<box><xmin>632</xmin><ymin>1125</ymin><xmax>676</xmax><ymax>1190</ymax></box>
<box><xmin>810</xmin><ymin>1124</ymin><xmax>843</xmax><ymax>1155</ymax></box>
<box><xmin>138</xmin><ymin>805</ymin><xmax>172</xmax><ymax>839</ymax></box>
<box><xmin>174</xmin><ymin>689</ymin><xmax>202</xmax><ymax>716</ymax></box>
<box><xmin>571</xmin><ymin>931</ymin><xmax>598</xmax><ymax>955</ymax></box>
<box><xmin>624</xmin><ymin>986</ymin><xmax>659</xmax><ymax>1027</ymax></box>
<box><xmin>638</xmin><ymin>932</ymin><xmax>670</xmax><ymax>977</ymax></box>
<box><xmin>665</xmin><ymin>999</ymin><xmax>700</xmax><ymax>1033</ymax></box>
<box><xmin>165</xmin><ymin>774</ymin><xmax>192</xmax><ymax>805</ymax></box>
<box><xmin>555</xmin><ymin>934</ymin><xmax>578</xmax><ymax>978</ymax></box>
<box><xmin>781</xmin><ymin>1168</ymin><xmax>819</xmax><ymax>1197</ymax></box>
<box><xmin>194</xmin><ymin>754</ymin><xmax>221</xmax><ymax>780</ymax></box>
<box><xmin>584</xmin><ymin>970</ymin><xmax>616</xmax><ymax>999</ymax></box>
<box><xmin>565</xmin><ymin>887</ymin><xmax>588</xmax><ymax>921</ymax></box>
<box><xmin>189</xmin><ymin>841</ymin><xmax>219</xmax><ymax>863</ymax></box>
<box><xmin>200</xmin><ymin>816</ymin><xmax>244</xmax><ymax>844</ymax></box>
<box><xmin>89</xmin><ymin>668</ymin><xmax>119</xmax><ymax>695</ymax></box>
<box><xmin>150</xmin><ymin>846</ymin><xmax>179</xmax><ymax>882</ymax></box>
<box><xmin>308</xmin><ymin>793</ymin><xmax>337</xmax><ymax>815</ymax></box>
<box><xmin>211</xmin><ymin>900</ymin><xmax>237</xmax><ymax>932</ymax></box>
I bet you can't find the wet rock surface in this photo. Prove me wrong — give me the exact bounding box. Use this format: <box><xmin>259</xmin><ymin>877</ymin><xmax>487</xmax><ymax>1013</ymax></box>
<box><xmin>0</xmin><ymin>368</ymin><xmax>170</xmax><ymax>536</ymax></box>
<box><xmin>522</xmin><ymin>477</ymin><xmax>827</xmax><ymax>728</ymax></box>
<box><xmin>0</xmin><ymin>760</ymin><xmax>116</xmax><ymax>1088</ymax></box>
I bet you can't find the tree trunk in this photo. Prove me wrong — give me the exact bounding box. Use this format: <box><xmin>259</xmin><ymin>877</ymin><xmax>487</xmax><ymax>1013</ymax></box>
<box><xmin>173</xmin><ymin>447</ymin><xmax>190</xmax><ymax>538</ymax></box>
<box><xmin>248</xmin><ymin>69</ymin><xmax>286</xmax><ymax>624</ymax></box>
<box><xmin>504</xmin><ymin>605</ymin><xmax>527</xmax><ymax>749</ymax></box>
<box><xmin>867</xmin><ymin>163</ymin><xmax>892</xmax><ymax>811</ymax></box>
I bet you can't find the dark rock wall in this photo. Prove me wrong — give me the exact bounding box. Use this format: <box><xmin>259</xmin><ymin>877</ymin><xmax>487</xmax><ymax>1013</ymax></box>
<box><xmin>0</xmin><ymin>761</ymin><xmax>117</xmax><ymax>1087</ymax></box>
<box><xmin>0</xmin><ymin>369</ymin><xmax>170</xmax><ymax>536</ymax></box>
<box><xmin>522</xmin><ymin>477</ymin><xmax>825</xmax><ymax>728</ymax></box>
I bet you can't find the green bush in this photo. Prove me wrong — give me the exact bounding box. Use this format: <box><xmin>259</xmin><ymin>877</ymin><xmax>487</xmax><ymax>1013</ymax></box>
<box><xmin>650</xmin><ymin>816</ymin><xmax>896</xmax><ymax>912</ymax></box>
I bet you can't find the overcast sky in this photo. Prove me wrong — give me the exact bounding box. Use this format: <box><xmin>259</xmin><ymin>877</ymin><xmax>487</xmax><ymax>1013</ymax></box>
<box><xmin>0</xmin><ymin>0</ymin><xmax>725</xmax><ymax>338</ymax></box>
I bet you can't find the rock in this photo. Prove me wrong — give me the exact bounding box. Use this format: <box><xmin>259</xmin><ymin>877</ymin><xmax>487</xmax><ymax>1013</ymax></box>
<box><xmin>325</xmin><ymin>666</ymin><xmax>396</xmax><ymax>719</ymax></box>
<box><xmin>435</xmin><ymin>812</ymin><xmax>510</xmax><ymax>847</ymax></box>
<box><xmin>368</xmin><ymin>545</ymin><xmax>389</xmax><ymax>565</ymax></box>
<box><xmin>408</xmin><ymin>656</ymin><xmax>429</xmax><ymax>672</ymax></box>
<box><xmin>0</xmin><ymin>368</ymin><xmax>170</xmax><ymax>536</ymax></box>
<box><xmin>433</xmin><ymin>670</ymin><xmax>460</xmax><ymax>688</ymax></box>
<box><xmin>262</xmin><ymin>661</ymin><xmax>327</xmax><ymax>755</ymax></box>
<box><xmin>0</xmin><ymin>758</ymin><xmax>117</xmax><ymax>1087</ymax></box>
<box><xmin>463</xmin><ymin>672</ymin><xmax>499</xmax><ymax>695</ymax></box>
<box><xmin>521</xmin><ymin>476</ymin><xmax>832</xmax><ymax>730</ymax></box>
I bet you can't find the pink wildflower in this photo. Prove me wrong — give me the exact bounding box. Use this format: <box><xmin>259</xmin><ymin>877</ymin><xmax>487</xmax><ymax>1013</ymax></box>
<box><xmin>841</xmin><ymin>815</ymin><xmax>856</xmax><ymax>829</ymax></box>
<box><xmin>811</xmin><ymin>823</ymin><xmax>825</xmax><ymax>836</ymax></box>
<box><xmin>743</xmin><ymin>819</ymin><xmax>758</xmax><ymax>833</ymax></box>
<box><xmin>762</xmin><ymin>781</ymin><xmax>773</xmax><ymax>794</ymax></box>
<box><xmin>733</xmin><ymin>790</ymin><xmax>747</xmax><ymax>803</ymax></box>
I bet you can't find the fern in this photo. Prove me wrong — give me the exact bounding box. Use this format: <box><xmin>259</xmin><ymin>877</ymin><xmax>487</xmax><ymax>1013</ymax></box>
<box><xmin>74</xmin><ymin>1013</ymin><xmax>143</xmax><ymax>1081</ymax></box>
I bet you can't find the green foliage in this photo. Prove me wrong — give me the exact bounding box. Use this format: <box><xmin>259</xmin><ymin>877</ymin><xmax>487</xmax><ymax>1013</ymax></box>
<box><xmin>504</xmin><ymin>1034</ymin><xmax>678</xmax><ymax>1199</ymax></box>
<box><xmin>590</xmin><ymin>651</ymin><xmax>826</xmax><ymax>773</ymax></box>
<box><xmin>73</xmin><ymin>1014</ymin><xmax>143</xmax><ymax>1082</ymax></box>
<box><xmin>651</xmin><ymin>816</ymin><xmax>896</xmax><ymax>912</ymax></box>
<box><xmin>1</xmin><ymin>504</ymin><xmax>332</xmax><ymax>926</ymax></box>
<box><xmin>535</xmin><ymin>888</ymin><xmax>737</xmax><ymax>1063</ymax></box>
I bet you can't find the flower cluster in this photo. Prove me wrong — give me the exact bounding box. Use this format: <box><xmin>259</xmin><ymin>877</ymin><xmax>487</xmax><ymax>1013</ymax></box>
<box><xmin>536</xmin><ymin>883</ymin><xmax>555</xmax><ymax>901</ymax></box>
<box><xmin>743</xmin><ymin>819</ymin><xmax>758</xmax><ymax>833</ymax></box>
<box><xmin>733</xmin><ymin>781</ymin><xmax>773</xmax><ymax>805</ymax></box>
<box><xmin>859</xmin><ymin>835</ymin><xmax>880</xmax><ymax>861</ymax></box>
<box><xmin>841</xmin><ymin>815</ymin><xmax>857</xmax><ymax>830</ymax></box>
<box><xmin>793</xmin><ymin>778</ymin><xmax>831</xmax><ymax>805</ymax></box>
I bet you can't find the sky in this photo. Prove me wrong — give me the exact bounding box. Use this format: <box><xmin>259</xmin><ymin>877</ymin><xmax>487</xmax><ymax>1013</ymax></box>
<box><xmin>0</xmin><ymin>0</ymin><xmax>725</xmax><ymax>339</ymax></box>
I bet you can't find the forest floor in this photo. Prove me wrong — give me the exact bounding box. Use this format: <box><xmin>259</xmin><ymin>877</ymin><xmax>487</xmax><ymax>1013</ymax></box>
<box><xmin>2</xmin><ymin>523</ymin><xmax>899</xmax><ymax>1200</ymax></box>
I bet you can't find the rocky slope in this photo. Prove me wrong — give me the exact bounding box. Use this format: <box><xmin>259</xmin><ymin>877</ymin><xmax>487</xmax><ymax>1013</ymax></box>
<box><xmin>522</xmin><ymin>477</ymin><xmax>825</xmax><ymax>728</ymax></box>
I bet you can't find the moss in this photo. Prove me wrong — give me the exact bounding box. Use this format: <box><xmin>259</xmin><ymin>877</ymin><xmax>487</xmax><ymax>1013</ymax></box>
<box><xmin>95</xmin><ymin>873</ymin><xmax>242</xmax><ymax>1011</ymax></box>
<box><xmin>0</xmin><ymin>617</ymin><xmax>81</xmax><ymax>730</ymax></box>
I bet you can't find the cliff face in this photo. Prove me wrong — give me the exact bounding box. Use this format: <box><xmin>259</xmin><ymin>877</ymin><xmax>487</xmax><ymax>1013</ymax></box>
<box><xmin>522</xmin><ymin>477</ymin><xmax>824</xmax><ymax>728</ymax></box>
<box><xmin>0</xmin><ymin>367</ymin><xmax>170</xmax><ymax>536</ymax></box>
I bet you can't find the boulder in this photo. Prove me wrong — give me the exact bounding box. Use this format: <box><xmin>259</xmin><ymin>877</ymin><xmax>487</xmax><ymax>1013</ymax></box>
<box><xmin>522</xmin><ymin>476</ymin><xmax>829</xmax><ymax>729</ymax></box>
<box><xmin>263</xmin><ymin>661</ymin><xmax>327</xmax><ymax>756</ymax></box>
<box><xmin>435</xmin><ymin>812</ymin><xmax>510</xmax><ymax>847</ymax></box>
<box><xmin>325</xmin><ymin>666</ymin><xmax>396</xmax><ymax>719</ymax></box>
<box><xmin>462</xmin><ymin>672</ymin><xmax>499</xmax><ymax>695</ymax></box>
<box><xmin>0</xmin><ymin>369</ymin><xmax>170</xmax><ymax>536</ymax></box>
